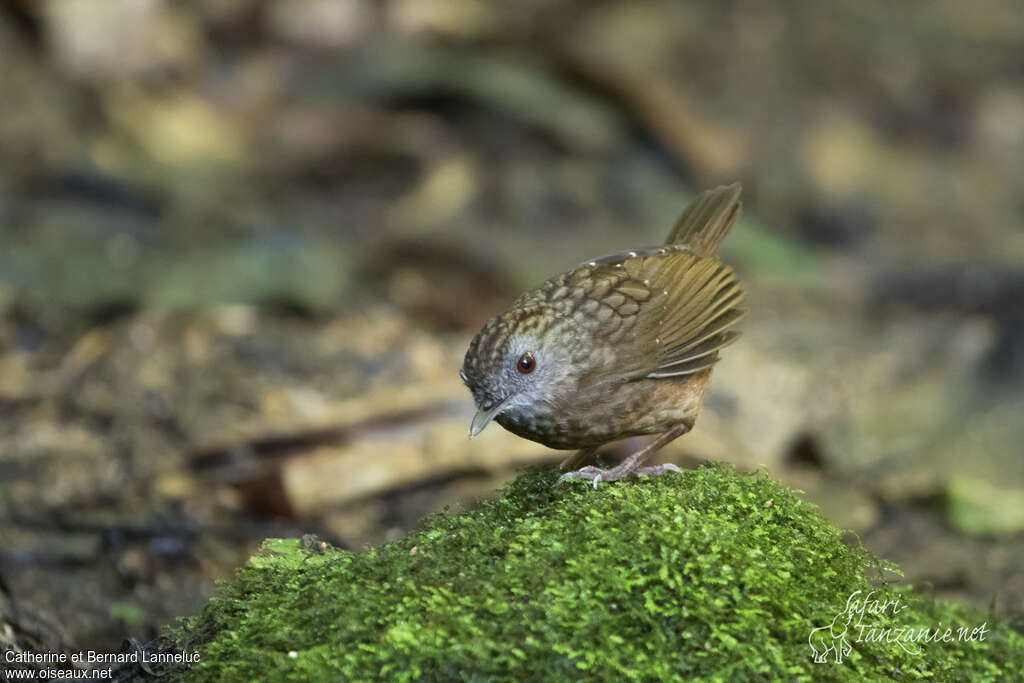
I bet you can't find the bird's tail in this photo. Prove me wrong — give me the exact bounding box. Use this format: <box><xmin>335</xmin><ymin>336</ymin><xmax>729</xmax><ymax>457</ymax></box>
<box><xmin>664</xmin><ymin>183</ymin><xmax>742</xmax><ymax>257</ymax></box>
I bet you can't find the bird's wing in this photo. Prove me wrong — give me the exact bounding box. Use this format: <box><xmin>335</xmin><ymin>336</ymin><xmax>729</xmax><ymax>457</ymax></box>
<box><xmin>551</xmin><ymin>248</ymin><xmax>743</xmax><ymax>387</ymax></box>
<box><xmin>575</xmin><ymin>249</ymin><xmax>745</xmax><ymax>381</ymax></box>
<box><xmin>640</xmin><ymin>250</ymin><xmax>745</xmax><ymax>378</ymax></box>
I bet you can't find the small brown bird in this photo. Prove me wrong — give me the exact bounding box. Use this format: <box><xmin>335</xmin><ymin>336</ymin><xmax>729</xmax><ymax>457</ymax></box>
<box><xmin>461</xmin><ymin>184</ymin><xmax>746</xmax><ymax>485</ymax></box>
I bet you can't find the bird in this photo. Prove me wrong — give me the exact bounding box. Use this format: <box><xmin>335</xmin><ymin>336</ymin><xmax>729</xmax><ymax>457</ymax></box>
<box><xmin>460</xmin><ymin>184</ymin><xmax>746</xmax><ymax>486</ymax></box>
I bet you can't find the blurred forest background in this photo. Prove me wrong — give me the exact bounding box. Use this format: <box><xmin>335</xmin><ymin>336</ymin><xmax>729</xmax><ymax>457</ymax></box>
<box><xmin>1</xmin><ymin>0</ymin><xmax>1023</xmax><ymax>659</ymax></box>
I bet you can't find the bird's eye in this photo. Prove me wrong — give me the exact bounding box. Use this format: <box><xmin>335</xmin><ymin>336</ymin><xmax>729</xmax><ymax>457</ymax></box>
<box><xmin>516</xmin><ymin>352</ymin><xmax>536</xmax><ymax>374</ymax></box>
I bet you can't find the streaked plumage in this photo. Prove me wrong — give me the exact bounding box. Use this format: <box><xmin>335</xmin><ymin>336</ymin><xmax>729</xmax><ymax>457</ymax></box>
<box><xmin>461</xmin><ymin>184</ymin><xmax>746</xmax><ymax>483</ymax></box>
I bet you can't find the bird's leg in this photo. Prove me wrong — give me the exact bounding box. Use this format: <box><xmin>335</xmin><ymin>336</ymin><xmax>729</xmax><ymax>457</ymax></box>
<box><xmin>559</xmin><ymin>421</ymin><xmax>692</xmax><ymax>488</ymax></box>
<box><xmin>559</xmin><ymin>446</ymin><xmax>598</xmax><ymax>471</ymax></box>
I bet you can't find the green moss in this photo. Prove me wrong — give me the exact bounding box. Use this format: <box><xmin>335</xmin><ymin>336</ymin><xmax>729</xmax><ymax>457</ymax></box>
<box><xmin>178</xmin><ymin>464</ymin><xmax>1022</xmax><ymax>681</ymax></box>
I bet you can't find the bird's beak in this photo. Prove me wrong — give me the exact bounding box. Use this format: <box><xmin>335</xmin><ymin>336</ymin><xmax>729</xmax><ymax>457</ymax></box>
<box><xmin>469</xmin><ymin>396</ymin><xmax>513</xmax><ymax>438</ymax></box>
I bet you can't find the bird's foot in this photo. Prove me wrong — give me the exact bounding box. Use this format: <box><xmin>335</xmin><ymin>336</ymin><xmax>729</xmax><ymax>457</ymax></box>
<box><xmin>558</xmin><ymin>462</ymin><xmax>681</xmax><ymax>489</ymax></box>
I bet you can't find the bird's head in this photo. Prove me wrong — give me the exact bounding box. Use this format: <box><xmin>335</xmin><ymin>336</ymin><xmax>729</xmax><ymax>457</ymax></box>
<box><xmin>460</xmin><ymin>304</ymin><xmax>578</xmax><ymax>438</ymax></box>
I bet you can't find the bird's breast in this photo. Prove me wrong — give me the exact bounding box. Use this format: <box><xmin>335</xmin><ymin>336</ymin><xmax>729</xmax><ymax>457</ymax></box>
<box><xmin>494</xmin><ymin>373</ymin><xmax>709</xmax><ymax>450</ymax></box>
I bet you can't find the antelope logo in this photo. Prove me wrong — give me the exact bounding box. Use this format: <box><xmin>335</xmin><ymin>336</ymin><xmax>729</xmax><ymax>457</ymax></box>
<box><xmin>809</xmin><ymin>588</ymin><xmax>990</xmax><ymax>664</ymax></box>
<box><xmin>808</xmin><ymin>600</ymin><xmax>858</xmax><ymax>664</ymax></box>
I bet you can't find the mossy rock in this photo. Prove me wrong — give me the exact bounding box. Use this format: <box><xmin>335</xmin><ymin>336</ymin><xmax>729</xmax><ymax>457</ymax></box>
<box><xmin>176</xmin><ymin>464</ymin><xmax>1022</xmax><ymax>681</ymax></box>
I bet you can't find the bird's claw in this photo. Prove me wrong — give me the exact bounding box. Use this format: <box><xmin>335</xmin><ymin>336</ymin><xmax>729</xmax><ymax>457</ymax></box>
<box><xmin>558</xmin><ymin>463</ymin><xmax>682</xmax><ymax>488</ymax></box>
<box><xmin>558</xmin><ymin>466</ymin><xmax>607</xmax><ymax>488</ymax></box>
<box><xmin>636</xmin><ymin>463</ymin><xmax>682</xmax><ymax>477</ymax></box>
